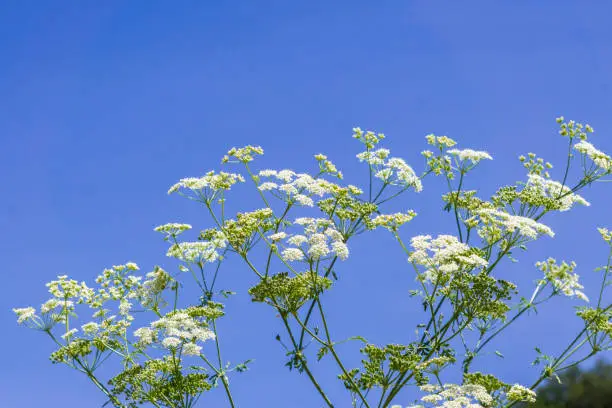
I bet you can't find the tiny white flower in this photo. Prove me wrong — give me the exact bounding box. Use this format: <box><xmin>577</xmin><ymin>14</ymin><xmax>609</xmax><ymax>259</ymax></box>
<box><xmin>282</xmin><ymin>248</ymin><xmax>304</xmax><ymax>262</ymax></box>
<box><xmin>269</xmin><ymin>232</ymin><xmax>287</xmax><ymax>241</ymax></box>
<box><xmin>162</xmin><ymin>336</ymin><xmax>181</xmax><ymax>349</ymax></box>
<box><xmin>182</xmin><ymin>342</ymin><xmax>203</xmax><ymax>356</ymax></box>
<box><xmin>13</xmin><ymin>307</ymin><xmax>36</xmax><ymax>324</ymax></box>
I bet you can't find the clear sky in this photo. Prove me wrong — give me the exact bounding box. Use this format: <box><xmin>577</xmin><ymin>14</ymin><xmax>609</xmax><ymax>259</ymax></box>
<box><xmin>1</xmin><ymin>1</ymin><xmax>611</xmax><ymax>407</ymax></box>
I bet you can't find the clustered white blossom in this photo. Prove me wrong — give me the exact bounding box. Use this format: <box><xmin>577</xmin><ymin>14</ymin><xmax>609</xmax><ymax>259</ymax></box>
<box><xmin>402</xmin><ymin>383</ymin><xmax>494</xmax><ymax>408</ymax></box>
<box><xmin>167</xmin><ymin>232</ymin><xmax>227</xmax><ymax>263</ymax></box>
<box><xmin>536</xmin><ymin>258</ymin><xmax>588</xmax><ymax>302</ymax></box>
<box><xmin>357</xmin><ymin>149</ymin><xmax>423</xmax><ymax>192</ymax></box>
<box><xmin>135</xmin><ymin>311</ymin><xmax>216</xmax><ymax>356</ymax></box>
<box><xmin>475</xmin><ymin>208</ymin><xmax>554</xmax><ymax>240</ymax></box>
<box><xmin>506</xmin><ymin>384</ymin><xmax>537</xmax><ymax>403</ymax></box>
<box><xmin>574</xmin><ymin>140</ymin><xmax>612</xmax><ymax>172</ymax></box>
<box><xmin>257</xmin><ymin>169</ymin><xmax>342</xmax><ymax>207</ymax></box>
<box><xmin>598</xmin><ymin>227</ymin><xmax>612</xmax><ymax>243</ymax></box>
<box><xmin>409</xmin><ymin>235</ymin><xmax>488</xmax><ymax>282</ymax></box>
<box><xmin>280</xmin><ymin>217</ymin><xmax>349</xmax><ymax>262</ymax></box>
<box><xmin>154</xmin><ymin>223</ymin><xmax>193</xmax><ymax>236</ymax></box>
<box><xmin>222</xmin><ymin>145</ymin><xmax>264</xmax><ymax>163</ymax></box>
<box><xmin>13</xmin><ymin>307</ymin><xmax>36</xmax><ymax>324</ymax></box>
<box><xmin>370</xmin><ymin>211</ymin><xmax>417</xmax><ymax>231</ymax></box>
<box><xmin>447</xmin><ymin>148</ymin><xmax>493</xmax><ymax>164</ymax></box>
<box><xmin>393</xmin><ymin>383</ymin><xmax>536</xmax><ymax>407</ymax></box>
<box><xmin>168</xmin><ymin>171</ymin><xmax>245</xmax><ymax>194</ymax></box>
<box><xmin>526</xmin><ymin>174</ymin><xmax>590</xmax><ymax>211</ymax></box>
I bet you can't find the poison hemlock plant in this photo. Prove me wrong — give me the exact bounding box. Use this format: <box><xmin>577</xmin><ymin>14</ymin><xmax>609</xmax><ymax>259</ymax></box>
<box><xmin>14</xmin><ymin>118</ymin><xmax>612</xmax><ymax>407</ymax></box>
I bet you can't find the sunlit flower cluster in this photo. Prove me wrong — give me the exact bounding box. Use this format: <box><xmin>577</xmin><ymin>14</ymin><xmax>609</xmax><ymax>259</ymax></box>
<box><xmin>134</xmin><ymin>310</ymin><xmax>216</xmax><ymax>356</ymax></box>
<box><xmin>536</xmin><ymin>258</ymin><xmax>588</xmax><ymax>302</ymax></box>
<box><xmin>357</xmin><ymin>150</ymin><xmax>422</xmax><ymax>192</ymax></box>
<box><xmin>506</xmin><ymin>384</ymin><xmax>537</xmax><ymax>403</ymax></box>
<box><xmin>598</xmin><ymin>227</ymin><xmax>612</xmax><ymax>243</ymax></box>
<box><xmin>353</xmin><ymin>127</ymin><xmax>385</xmax><ymax>149</ymax></box>
<box><xmin>526</xmin><ymin>174</ymin><xmax>590</xmax><ymax>211</ymax></box>
<box><xmin>474</xmin><ymin>208</ymin><xmax>554</xmax><ymax>241</ymax></box>
<box><xmin>370</xmin><ymin>210</ymin><xmax>417</xmax><ymax>231</ymax></box>
<box><xmin>257</xmin><ymin>169</ymin><xmax>340</xmax><ymax>207</ymax></box>
<box><xmin>168</xmin><ymin>171</ymin><xmax>244</xmax><ymax>194</ymax></box>
<box><xmin>167</xmin><ymin>232</ymin><xmax>227</xmax><ymax>263</ymax></box>
<box><xmin>314</xmin><ymin>153</ymin><xmax>343</xmax><ymax>178</ymax></box>
<box><xmin>280</xmin><ymin>217</ymin><xmax>349</xmax><ymax>261</ymax></box>
<box><xmin>405</xmin><ymin>383</ymin><xmax>493</xmax><ymax>408</ymax></box>
<box><xmin>574</xmin><ymin>140</ymin><xmax>612</xmax><ymax>172</ymax></box>
<box><xmin>409</xmin><ymin>234</ymin><xmax>488</xmax><ymax>281</ymax></box>
<box><xmin>222</xmin><ymin>145</ymin><xmax>264</xmax><ymax>163</ymax></box>
<box><xmin>154</xmin><ymin>223</ymin><xmax>192</xmax><ymax>237</ymax></box>
<box><xmin>447</xmin><ymin>148</ymin><xmax>493</xmax><ymax>164</ymax></box>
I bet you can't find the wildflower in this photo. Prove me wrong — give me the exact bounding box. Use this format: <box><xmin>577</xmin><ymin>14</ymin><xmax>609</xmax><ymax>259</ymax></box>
<box><xmin>598</xmin><ymin>227</ymin><xmax>611</xmax><ymax>243</ymax></box>
<box><xmin>331</xmin><ymin>241</ymin><xmax>349</xmax><ymax>260</ymax></box>
<box><xmin>574</xmin><ymin>140</ymin><xmax>612</xmax><ymax>171</ymax></box>
<box><xmin>353</xmin><ymin>127</ymin><xmax>385</xmax><ymax>149</ymax></box>
<box><xmin>222</xmin><ymin>145</ymin><xmax>264</xmax><ymax>163</ymax></box>
<box><xmin>536</xmin><ymin>258</ymin><xmax>588</xmax><ymax>301</ymax></box>
<box><xmin>61</xmin><ymin>328</ymin><xmax>78</xmax><ymax>341</ymax></box>
<box><xmin>182</xmin><ymin>342</ymin><xmax>203</xmax><ymax>356</ymax></box>
<box><xmin>408</xmin><ymin>235</ymin><xmax>487</xmax><ymax>282</ymax></box>
<box><xmin>356</xmin><ymin>148</ymin><xmax>390</xmax><ymax>165</ymax></box>
<box><xmin>447</xmin><ymin>148</ymin><xmax>493</xmax><ymax>164</ymax></box>
<box><xmin>417</xmin><ymin>383</ymin><xmax>493</xmax><ymax>407</ymax></box>
<box><xmin>167</xmin><ymin>239</ymin><xmax>227</xmax><ymax>263</ymax></box>
<box><xmin>154</xmin><ymin>223</ymin><xmax>192</xmax><ymax>236</ymax></box>
<box><xmin>506</xmin><ymin>384</ymin><xmax>536</xmax><ymax>403</ymax></box>
<box><xmin>134</xmin><ymin>327</ymin><xmax>156</xmax><ymax>346</ymax></box>
<box><xmin>162</xmin><ymin>337</ymin><xmax>181</xmax><ymax>349</ymax></box>
<box><xmin>475</xmin><ymin>208</ymin><xmax>554</xmax><ymax>240</ymax></box>
<box><xmin>13</xmin><ymin>307</ymin><xmax>36</xmax><ymax>324</ymax></box>
<box><xmin>269</xmin><ymin>232</ymin><xmax>287</xmax><ymax>241</ymax></box>
<box><xmin>370</xmin><ymin>211</ymin><xmax>417</xmax><ymax>231</ymax></box>
<box><xmin>119</xmin><ymin>300</ymin><xmax>133</xmax><ymax>316</ymax></box>
<box><xmin>287</xmin><ymin>235</ymin><xmax>308</xmax><ymax>246</ymax></box>
<box><xmin>282</xmin><ymin>248</ymin><xmax>305</xmax><ymax>262</ymax></box>
<box><xmin>526</xmin><ymin>174</ymin><xmax>590</xmax><ymax>211</ymax></box>
<box><xmin>81</xmin><ymin>322</ymin><xmax>99</xmax><ymax>335</ymax></box>
<box><xmin>425</xmin><ymin>134</ymin><xmax>457</xmax><ymax>148</ymax></box>
<box><xmin>258</xmin><ymin>182</ymin><xmax>278</xmax><ymax>191</ymax></box>
<box><xmin>168</xmin><ymin>171</ymin><xmax>244</xmax><ymax>194</ymax></box>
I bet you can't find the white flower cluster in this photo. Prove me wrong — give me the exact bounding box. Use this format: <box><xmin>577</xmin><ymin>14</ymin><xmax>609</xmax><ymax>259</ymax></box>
<box><xmin>402</xmin><ymin>383</ymin><xmax>493</xmax><ymax>408</ymax></box>
<box><xmin>167</xmin><ymin>232</ymin><xmax>227</xmax><ymax>263</ymax></box>
<box><xmin>598</xmin><ymin>227</ymin><xmax>612</xmax><ymax>243</ymax></box>
<box><xmin>574</xmin><ymin>140</ymin><xmax>612</xmax><ymax>172</ymax></box>
<box><xmin>353</xmin><ymin>127</ymin><xmax>385</xmax><ymax>149</ymax></box>
<box><xmin>154</xmin><ymin>223</ymin><xmax>192</xmax><ymax>236</ymax></box>
<box><xmin>506</xmin><ymin>384</ymin><xmax>537</xmax><ymax>403</ymax></box>
<box><xmin>526</xmin><ymin>174</ymin><xmax>590</xmax><ymax>211</ymax></box>
<box><xmin>280</xmin><ymin>218</ymin><xmax>349</xmax><ymax>261</ymax></box>
<box><xmin>475</xmin><ymin>208</ymin><xmax>554</xmax><ymax>240</ymax></box>
<box><xmin>370</xmin><ymin>210</ymin><xmax>417</xmax><ymax>231</ymax></box>
<box><xmin>168</xmin><ymin>171</ymin><xmax>245</xmax><ymax>194</ymax></box>
<box><xmin>447</xmin><ymin>148</ymin><xmax>493</xmax><ymax>164</ymax></box>
<box><xmin>257</xmin><ymin>169</ymin><xmax>341</xmax><ymax>207</ymax></box>
<box><xmin>222</xmin><ymin>145</ymin><xmax>264</xmax><ymax>163</ymax></box>
<box><xmin>409</xmin><ymin>235</ymin><xmax>488</xmax><ymax>281</ymax></box>
<box><xmin>426</xmin><ymin>134</ymin><xmax>457</xmax><ymax>148</ymax></box>
<box><xmin>14</xmin><ymin>263</ymin><xmax>151</xmax><ymax>346</ymax></box>
<box><xmin>135</xmin><ymin>311</ymin><xmax>215</xmax><ymax>355</ymax></box>
<box><xmin>357</xmin><ymin>148</ymin><xmax>423</xmax><ymax>192</ymax></box>
<box><xmin>13</xmin><ymin>307</ymin><xmax>36</xmax><ymax>324</ymax></box>
<box><xmin>536</xmin><ymin>258</ymin><xmax>588</xmax><ymax>302</ymax></box>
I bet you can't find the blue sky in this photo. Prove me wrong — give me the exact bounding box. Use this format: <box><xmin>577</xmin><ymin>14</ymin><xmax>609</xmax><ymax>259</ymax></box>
<box><xmin>1</xmin><ymin>1</ymin><xmax>611</xmax><ymax>407</ymax></box>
